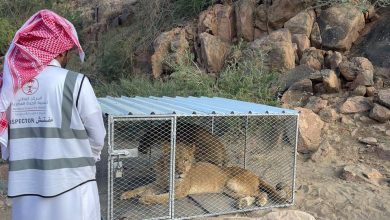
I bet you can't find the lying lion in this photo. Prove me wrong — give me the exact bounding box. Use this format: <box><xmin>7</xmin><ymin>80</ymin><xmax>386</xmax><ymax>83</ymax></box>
<box><xmin>139</xmin><ymin>122</ymin><xmax>228</xmax><ymax>166</ymax></box>
<box><xmin>121</xmin><ymin>142</ymin><xmax>289</xmax><ymax>209</ymax></box>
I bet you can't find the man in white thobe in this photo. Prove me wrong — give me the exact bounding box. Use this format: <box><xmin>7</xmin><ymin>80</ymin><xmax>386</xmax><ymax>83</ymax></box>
<box><xmin>0</xmin><ymin>10</ymin><xmax>106</xmax><ymax>220</ymax></box>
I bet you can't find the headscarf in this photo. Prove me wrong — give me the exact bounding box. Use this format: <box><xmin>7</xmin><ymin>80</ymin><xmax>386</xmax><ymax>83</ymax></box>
<box><xmin>0</xmin><ymin>9</ymin><xmax>84</xmax><ymax>148</ymax></box>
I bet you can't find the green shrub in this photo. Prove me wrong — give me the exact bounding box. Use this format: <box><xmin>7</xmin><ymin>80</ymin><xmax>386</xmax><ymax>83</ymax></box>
<box><xmin>173</xmin><ymin>0</ymin><xmax>216</xmax><ymax>19</ymax></box>
<box><xmin>0</xmin><ymin>18</ymin><xmax>15</xmax><ymax>55</ymax></box>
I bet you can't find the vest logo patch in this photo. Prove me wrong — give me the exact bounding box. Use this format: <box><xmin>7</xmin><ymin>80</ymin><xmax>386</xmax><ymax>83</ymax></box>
<box><xmin>22</xmin><ymin>78</ymin><xmax>39</xmax><ymax>95</ymax></box>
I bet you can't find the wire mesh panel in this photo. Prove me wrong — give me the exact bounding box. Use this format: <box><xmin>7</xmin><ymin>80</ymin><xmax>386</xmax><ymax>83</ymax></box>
<box><xmin>108</xmin><ymin>114</ymin><xmax>298</xmax><ymax>220</ymax></box>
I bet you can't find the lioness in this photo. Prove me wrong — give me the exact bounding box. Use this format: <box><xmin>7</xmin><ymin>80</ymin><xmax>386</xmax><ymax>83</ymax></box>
<box><xmin>139</xmin><ymin>122</ymin><xmax>228</xmax><ymax>166</ymax></box>
<box><xmin>121</xmin><ymin>143</ymin><xmax>289</xmax><ymax>209</ymax></box>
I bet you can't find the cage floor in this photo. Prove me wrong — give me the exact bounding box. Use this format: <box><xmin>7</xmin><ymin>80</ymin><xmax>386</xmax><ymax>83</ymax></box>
<box><xmin>118</xmin><ymin>193</ymin><xmax>252</xmax><ymax>220</ymax></box>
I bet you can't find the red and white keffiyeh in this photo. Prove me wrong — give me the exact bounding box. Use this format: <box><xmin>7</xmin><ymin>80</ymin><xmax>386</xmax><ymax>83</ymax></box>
<box><xmin>0</xmin><ymin>9</ymin><xmax>84</xmax><ymax>147</ymax></box>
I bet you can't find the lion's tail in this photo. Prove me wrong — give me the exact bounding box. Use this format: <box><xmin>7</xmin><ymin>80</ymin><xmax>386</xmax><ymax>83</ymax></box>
<box><xmin>258</xmin><ymin>178</ymin><xmax>290</xmax><ymax>204</ymax></box>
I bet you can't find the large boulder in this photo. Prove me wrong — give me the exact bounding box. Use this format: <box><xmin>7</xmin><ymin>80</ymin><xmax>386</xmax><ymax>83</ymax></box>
<box><xmin>279</xmin><ymin>64</ymin><xmax>317</xmax><ymax>91</ymax></box>
<box><xmin>318</xmin><ymin>4</ymin><xmax>365</xmax><ymax>51</ymax></box>
<box><xmin>292</xmin><ymin>34</ymin><xmax>310</xmax><ymax>58</ymax></box>
<box><xmin>268</xmin><ymin>0</ymin><xmax>314</xmax><ymax>30</ymax></box>
<box><xmin>300</xmin><ymin>47</ymin><xmax>324</xmax><ymax>70</ymax></box>
<box><xmin>378</xmin><ymin>89</ymin><xmax>390</xmax><ymax>109</ymax></box>
<box><xmin>235</xmin><ymin>0</ymin><xmax>256</xmax><ymax>41</ymax></box>
<box><xmin>199</xmin><ymin>32</ymin><xmax>231</xmax><ymax>73</ymax></box>
<box><xmin>284</xmin><ymin>10</ymin><xmax>315</xmax><ymax>37</ymax></box>
<box><xmin>250</xmin><ymin>29</ymin><xmax>295</xmax><ymax>72</ymax></box>
<box><xmin>339</xmin><ymin>96</ymin><xmax>372</xmax><ymax>114</ymax></box>
<box><xmin>255</xmin><ymin>4</ymin><xmax>268</xmax><ymax>32</ymax></box>
<box><xmin>351</xmin><ymin>9</ymin><xmax>390</xmax><ymax>68</ymax></box>
<box><xmin>296</xmin><ymin>107</ymin><xmax>324</xmax><ymax>153</ymax></box>
<box><xmin>151</xmin><ymin>28</ymin><xmax>190</xmax><ymax>78</ymax></box>
<box><xmin>339</xmin><ymin>57</ymin><xmax>374</xmax><ymax>89</ymax></box>
<box><xmin>198</xmin><ymin>4</ymin><xmax>235</xmax><ymax>42</ymax></box>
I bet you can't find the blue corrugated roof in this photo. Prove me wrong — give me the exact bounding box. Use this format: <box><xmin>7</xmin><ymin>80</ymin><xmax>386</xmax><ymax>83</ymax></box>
<box><xmin>97</xmin><ymin>96</ymin><xmax>298</xmax><ymax>116</ymax></box>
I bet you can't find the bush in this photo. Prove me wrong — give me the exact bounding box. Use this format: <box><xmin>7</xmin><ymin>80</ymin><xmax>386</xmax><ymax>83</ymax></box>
<box><xmin>173</xmin><ymin>0</ymin><xmax>217</xmax><ymax>19</ymax></box>
<box><xmin>0</xmin><ymin>18</ymin><xmax>15</xmax><ymax>55</ymax></box>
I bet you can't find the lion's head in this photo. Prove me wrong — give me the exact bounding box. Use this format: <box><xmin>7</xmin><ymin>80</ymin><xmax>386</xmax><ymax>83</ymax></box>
<box><xmin>175</xmin><ymin>143</ymin><xmax>196</xmax><ymax>179</ymax></box>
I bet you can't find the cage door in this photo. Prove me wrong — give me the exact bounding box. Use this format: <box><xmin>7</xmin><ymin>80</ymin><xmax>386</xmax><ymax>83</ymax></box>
<box><xmin>108</xmin><ymin>116</ymin><xmax>175</xmax><ymax>220</ymax></box>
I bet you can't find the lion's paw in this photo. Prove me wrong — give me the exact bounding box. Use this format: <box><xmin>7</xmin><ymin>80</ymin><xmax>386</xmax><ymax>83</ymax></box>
<box><xmin>237</xmin><ymin>197</ymin><xmax>255</xmax><ymax>209</ymax></box>
<box><xmin>256</xmin><ymin>192</ymin><xmax>268</xmax><ymax>207</ymax></box>
<box><xmin>120</xmin><ymin>191</ymin><xmax>137</xmax><ymax>200</ymax></box>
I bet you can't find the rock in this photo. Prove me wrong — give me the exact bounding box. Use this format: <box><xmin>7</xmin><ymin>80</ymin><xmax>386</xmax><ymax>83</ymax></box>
<box><xmin>289</xmin><ymin>78</ymin><xmax>313</xmax><ymax>92</ymax></box>
<box><xmin>358</xmin><ymin>137</ymin><xmax>378</xmax><ymax>145</ymax></box>
<box><xmin>300</xmin><ymin>47</ymin><xmax>324</xmax><ymax>70</ymax></box>
<box><xmin>310</xmin><ymin>22</ymin><xmax>322</xmax><ymax>48</ymax></box>
<box><xmin>324</xmin><ymin>51</ymin><xmax>342</xmax><ymax>70</ymax></box>
<box><xmin>321</xmin><ymin>69</ymin><xmax>341</xmax><ymax>93</ymax></box>
<box><xmin>199</xmin><ymin>33</ymin><xmax>231</xmax><ymax>73</ymax></box>
<box><xmin>386</xmin><ymin>130</ymin><xmax>390</xmax><ymax>136</ymax></box>
<box><xmin>352</xmin><ymin>9</ymin><xmax>390</xmax><ymax>68</ymax></box>
<box><xmin>284</xmin><ymin>10</ymin><xmax>315</xmax><ymax>37</ymax></box>
<box><xmin>281</xmin><ymin>90</ymin><xmax>312</xmax><ymax>108</ymax></box>
<box><xmin>352</xmin><ymin>85</ymin><xmax>367</xmax><ymax>96</ymax></box>
<box><xmin>260</xmin><ymin>210</ymin><xmax>316</xmax><ymax>220</ymax></box>
<box><xmin>374</xmin><ymin>77</ymin><xmax>384</xmax><ymax>89</ymax></box>
<box><xmin>339</xmin><ymin>57</ymin><xmax>374</xmax><ymax>85</ymax></box>
<box><xmin>268</xmin><ymin>0</ymin><xmax>314</xmax><ymax>30</ymax></box>
<box><xmin>305</xmin><ymin>96</ymin><xmax>328</xmax><ymax>113</ymax></box>
<box><xmin>313</xmin><ymin>83</ymin><xmax>326</xmax><ymax>94</ymax></box>
<box><xmin>255</xmin><ymin>4</ymin><xmax>268</xmax><ymax>32</ymax></box>
<box><xmin>235</xmin><ymin>0</ymin><xmax>255</xmax><ymax>41</ymax></box>
<box><xmin>292</xmin><ymin>34</ymin><xmax>310</xmax><ymax>58</ymax></box>
<box><xmin>311</xmin><ymin>141</ymin><xmax>336</xmax><ymax>162</ymax></box>
<box><xmin>151</xmin><ymin>28</ymin><xmax>190</xmax><ymax>78</ymax></box>
<box><xmin>341</xmin><ymin>115</ymin><xmax>355</xmax><ymax>125</ymax></box>
<box><xmin>340</xmin><ymin>96</ymin><xmax>372</xmax><ymax>114</ymax></box>
<box><xmin>377</xmin><ymin>89</ymin><xmax>390</xmax><ymax>109</ymax></box>
<box><xmin>366</xmin><ymin>86</ymin><xmax>376</xmax><ymax>97</ymax></box>
<box><xmin>214</xmin><ymin>4</ymin><xmax>235</xmax><ymax>42</ymax></box>
<box><xmin>198</xmin><ymin>4</ymin><xmax>235</xmax><ymax>42</ymax></box>
<box><xmin>369</xmin><ymin>103</ymin><xmax>390</xmax><ymax>122</ymax></box>
<box><xmin>318</xmin><ymin>4</ymin><xmax>365</xmax><ymax>51</ymax></box>
<box><xmin>133</xmin><ymin>48</ymin><xmax>153</xmax><ymax>75</ymax></box>
<box><xmin>250</xmin><ymin>29</ymin><xmax>295</xmax><ymax>73</ymax></box>
<box><xmin>254</xmin><ymin>28</ymin><xmax>268</xmax><ymax>40</ymax></box>
<box><xmin>341</xmin><ymin>164</ymin><xmax>384</xmax><ymax>185</ymax></box>
<box><xmin>376</xmin><ymin>143</ymin><xmax>390</xmax><ymax>161</ymax></box>
<box><xmin>281</xmin><ymin>79</ymin><xmax>312</xmax><ymax>108</ymax></box>
<box><xmin>296</xmin><ymin>107</ymin><xmax>324</xmax><ymax>153</ymax></box>
<box><xmin>319</xmin><ymin>107</ymin><xmax>338</xmax><ymax>123</ymax></box>
<box><xmin>279</xmin><ymin>64</ymin><xmax>317</xmax><ymax>91</ymax></box>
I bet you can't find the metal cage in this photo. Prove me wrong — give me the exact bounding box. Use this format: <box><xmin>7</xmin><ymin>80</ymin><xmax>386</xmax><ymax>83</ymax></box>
<box><xmin>97</xmin><ymin>96</ymin><xmax>299</xmax><ymax>220</ymax></box>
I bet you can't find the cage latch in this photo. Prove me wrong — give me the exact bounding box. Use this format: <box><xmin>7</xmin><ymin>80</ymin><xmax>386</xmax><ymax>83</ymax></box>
<box><xmin>111</xmin><ymin>149</ymin><xmax>138</xmax><ymax>158</ymax></box>
<box><xmin>113</xmin><ymin>160</ymin><xmax>123</xmax><ymax>178</ymax></box>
